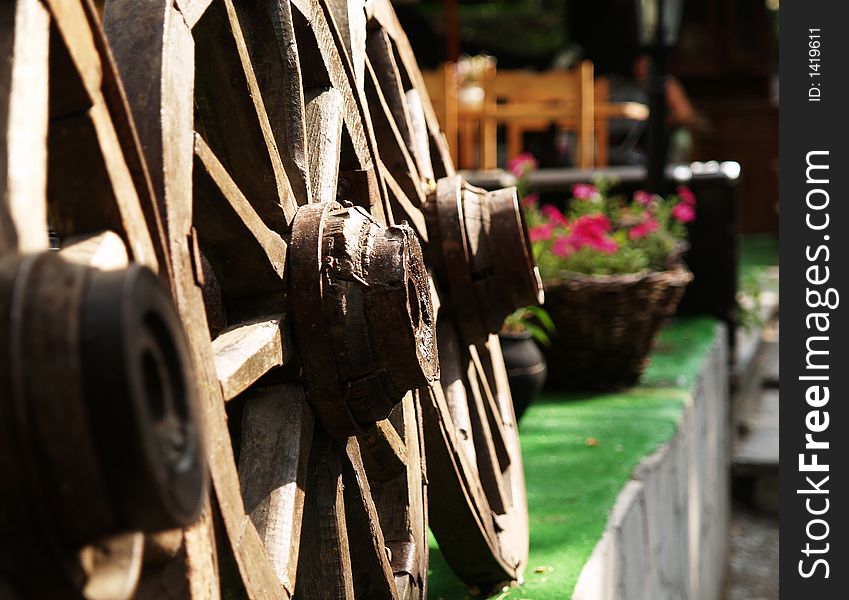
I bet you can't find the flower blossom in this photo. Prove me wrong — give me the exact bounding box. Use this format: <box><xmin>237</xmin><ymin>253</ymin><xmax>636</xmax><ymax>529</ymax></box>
<box><xmin>569</xmin><ymin>214</ymin><xmax>618</xmax><ymax>254</ymax></box>
<box><xmin>629</xmin><ymin>217</ymin><xmax>659</xmax><ymax>240</ymax></box>
<box><xmin>671</xmin><ymin>202</ymin><xmax>696</xmax><ymax>223</ymax></box>
<box><xmin>677</xmin><ymin>186</ymin><xmax>697</xmax><ymax>206</ymax></box>
<box><xmin>552</xmin><ymin>236</ymin><xmax>574</xmax><ymax>257</ymax></box>
<box><xmin>571</xmin><ymin>183</ymin><xmax>599</xmax><ymax>201</ymax></box>
<box><xmin>508</xmin><ymin>152</ymin><xmax>538</xmax><ymax>178</ymax></box>
<box><xmin>634</xmin><ymin>190</ymin><xmax>654</xmax><ymax>206</ymax></box>
<box><xmin>541</xmin><ymin>204</ymin><xmax>568</xmax><ymax>226</ymax></box>
<box><xmin>529</xmin><ymin>223</ymin><xmax>554</xmax><ymax>242</ymax></box>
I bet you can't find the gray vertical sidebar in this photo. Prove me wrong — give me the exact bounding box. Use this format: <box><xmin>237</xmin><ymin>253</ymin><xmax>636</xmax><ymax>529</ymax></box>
<box><xmin>780</xmin><ymin>1</ymin><xmax>849</xmax><ymax>596</ymax></box>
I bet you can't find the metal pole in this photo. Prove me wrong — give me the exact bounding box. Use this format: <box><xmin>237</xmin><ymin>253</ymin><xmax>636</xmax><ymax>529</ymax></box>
<box><xmin>646</xmin><ymin>0</ymin><xmax>669</xmax><ymax>194</ymax></box>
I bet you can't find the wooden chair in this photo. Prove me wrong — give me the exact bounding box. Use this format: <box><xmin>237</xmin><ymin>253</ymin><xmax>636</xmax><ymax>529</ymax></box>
<box><xmin>421</xmin><ymin>63</ymin><xmax>460</xmax><ymax>167</ymax></box>
<box><xmin>482</xmin><ymin>61</ymin><xmax>595</xmax><ymax>169</ymax></box>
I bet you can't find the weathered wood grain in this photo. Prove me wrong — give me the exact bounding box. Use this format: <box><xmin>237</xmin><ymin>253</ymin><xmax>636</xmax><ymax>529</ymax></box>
<box><xmin>367</xmin><ymin>0</ymin><xmax>455</xmax><ymax>178</ymax></box>
<box><xmin>212</xmin><ymin>316</ymin><xmax>289</xmax><ymax>401</ymax></box>
<box><xmin>104</xmin><ymin>3</ymin><xmax>286</xmax><ymax>597</ymax></box>
<box><xmin>342</xmin><ymin>438</ymin><xmax>399</xmax><ymax>599</ymax></box>
<box><xmin>364</xmin><ymin>57</ymin><xmax>424</xmax><ymax>207</ymax></box>
<box><xmin>366</xmin><ymin>29</ymin><xmax>415</xmax><ymax>162</ymax></box>
<box><xmin>469</xmin><ymin>344</ymin><xmax>512</xmax><ymax>473</ymax></box>
<box><xmin>239</xmin><ymin>386</ymin><xmax>313</xmax><ymax>593</ymax></box>
<box><xmin>295</xmin><ymin>430</ymin><xmax>355</xmax><ymax>599</ymax></box>
<box><xmin>358</xmin><ymin>419</ymin><xmax>408</xmax><ymax>482</ymax></box>
<box><xmin>378</xmin><ymin>161</ymin><xmax>428</xmax><ymax>243</ymax></box>
<box><xmin>304</xmin><ymin>88</ymin><xmax>344</xmax><ymax>204</ymax></box>
<box><xmin>326</xmin><ymin>0</ymin><xmax>366</xmax><ymax>93</ymax></box>
<box><xmin>60</xmin><ymin>230</ymin><xmax>128</xmax><ymax>271</ymax></box>
<box><xmin>465</xmin><ymin>352</ymin><xmax>509</xmax><ymax>515</ymax></box>
<box><xmin>404</xmin><ymin>89</ymin><xmax>435</xmax><ymax>184</ymax></box>
<box><xmin>0</xmin><ymin>0</ymin><xmax>49</xmax><ymax>254</ymax></box>
<box><xmin>193</xmin><ymin>0</ymin><xmax>297</xmax><ymax>232</ymax></box>
<box><xmin>232</xmin><ymin>0</ymin><xmax>311</xmax><ymax>205</ymax></box>
<box><xmin>193</xmin><ymin>134</ymin><xmax>288</xmax><ymax>296</ymax></box>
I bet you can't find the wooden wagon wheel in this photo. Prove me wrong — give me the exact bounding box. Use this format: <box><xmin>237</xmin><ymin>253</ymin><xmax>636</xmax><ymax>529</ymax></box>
<box><xmin>361</xmin><ymin>1</ymin><xmax>541</xmax><ymax>587</ymax></box>
<box><xmin>0</xmin><ymin>1</ymin><xmax>206</xmax><ymax>598</ymax></box>
<box><xmin>1</xmin><ymin>0</ymin><xmax>540</xmax><ymax>597</ymax></box>
<box><xmin>103</xmin><ymin>0</ymin><xmax>437</xmax><ymax>598</ymax></box>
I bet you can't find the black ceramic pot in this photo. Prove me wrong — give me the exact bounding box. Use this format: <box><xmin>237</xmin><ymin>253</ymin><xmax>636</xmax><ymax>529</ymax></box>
<box><xmin>499</xmin><ymin>331</ymin><xmax>547</xmax><ymax>421</ymax></box>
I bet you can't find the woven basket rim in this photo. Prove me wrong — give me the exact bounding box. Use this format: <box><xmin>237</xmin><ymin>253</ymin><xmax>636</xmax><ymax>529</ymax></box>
<box><xmin>543</xmin><ymin>264</ymin><xmax>693</xmax><ymax>289</ymax></box>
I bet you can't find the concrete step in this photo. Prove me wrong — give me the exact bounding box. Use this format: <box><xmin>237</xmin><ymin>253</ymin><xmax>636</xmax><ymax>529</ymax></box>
<box><xmin>732</xmin><ymin>388</ymin><xmax>779</xmax><ymax>513</ymax></box>
<box><xmin>733</xmin><ymin>389</ymin><xmax>779</xmax><ymax>469</ymax></box>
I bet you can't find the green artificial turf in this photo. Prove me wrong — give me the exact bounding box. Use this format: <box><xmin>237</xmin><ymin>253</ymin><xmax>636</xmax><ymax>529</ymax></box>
<box><xmin>739</xmin><ymin>234</ymin><xmax>779</xmax><ymax>283</ymax></box>
<box><xmin>427</xmin><ymin>317</ymin><xmax>720</xmax><ymax>600</ymax></box>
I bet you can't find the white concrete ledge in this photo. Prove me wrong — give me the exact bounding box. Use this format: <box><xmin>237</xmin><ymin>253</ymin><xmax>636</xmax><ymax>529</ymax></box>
<box><xmin>573</xmin><ymin>325</ymin><xmax>730</xmax><ymax>600</ymax></box>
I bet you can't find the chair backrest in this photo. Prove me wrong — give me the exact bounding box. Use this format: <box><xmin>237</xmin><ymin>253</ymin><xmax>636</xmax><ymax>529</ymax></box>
<box><xmin>485</xmin><ymin>61</ymin><xmax>595</xmax><ymax>167</ymax></box>
<box><xmin>421</xmin><ymin>63</ymin><xmax>459</xmax><ymax>166</ymax></box>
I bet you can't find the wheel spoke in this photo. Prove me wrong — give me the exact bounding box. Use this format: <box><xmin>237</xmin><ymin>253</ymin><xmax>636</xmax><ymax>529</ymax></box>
<box><xmin>325</xmin><ymin>0</ymin><xmax>367</xmax><ymax>93</ymax></box>
<box><xmin>59</xmin><ymin>230</ymin><xmax>128</xmax><ymax>271</ymax></box>
<box><xmin>296</xmin><ymin>429</ymin><xmax>355</xmax><ymax>600</ymax></box>
<box><xmin>422</xmin><ymin>383</ymin><xmax>500</xmax><ymax>544</ymax></box>
<box><xmin>403</xmin><ymin>89</ymin><xmax>435</xmax><ymax>183</ymax></box>
<box><xmin>232</xmin><ymin>0</ymin><xmax>311</xmax><ymax>205</ymax></box>
<box><xmin>342</xmin><ymin>438</ymin><xmax>399</xmax><ymax>600</ymax></box>
<box><xmin>465</xmin><ymin>352</ymin><xmax>509</xmax><ymax>515</ymax></box>
<box><xmin>291</xmin><ymin>0</ymin><xmax>370</xmax><ymax>171</ymax></box>
<box><xmin>469</xmin><ymin>345</ymin><xmax>512</xmax><ymax>473</ymax></box>
<box><xmin>193</xmin><ymin>134</ymin><xmax>288</xmax><ymax>296</ymax></box>
<box><xmin>435</xmin><ymin>319</ymin><xmax>477</xmax><ymax>468</ymax></box>
<box><xmin>304</xmin><ymin>88</ymin><xmax>344</xmax><ymax>204</ymax></box>
<box><xmin>378</xmin><ymin>161</ymin><xmax>428</xmax><ymax>243</ymax></box>
<box><xmin>104</xmin><ymin>5</ymin><xmax>286</xmax><ymax>597</ymax></box>
<box><xmin>365</xmin><ymin>29</ymin><xmax>415</xmax><ymax>160</ymax></box>
<box><xmin>366</xmin><ymin>1</ymin><xmax>454</xmax><ymax>178</ymax></box>
<box><xmin>358</xmin><ymin>419</ymin><xmax>408</xmax><ymax>482</ymax></box>
<box><xmin>291</xmin><ymin>0</ymin><xmax>394</xmax><ymax>224</ymax></box>
<box><xmin>364</xmin><ymin>58</ymin><xmax>424</xmax><ymax>207</ymax></box>
<box><xmin>364</xmin><ymin>394</ymin><xmax>428</xmax><ymax>600</ymax></box>
<box><xmin>212</xmin><ymin>316</ymin><xmax>290</xmax><ymax>401</ymax></box>
<box><xmin>47</xmin><ymin>2</ymin><xmax>160</xmax><ymax>270</ymax></box>
<box><xmin>193</xmin><ymin>0</ymin><xmax>297</xmax><ymax>232</ymax></box>
<box><xmin>0</xmin><ymin>1</ymin><xmax>48</xmax><ymax>254</ymax></box>
<box><xmin>239</xmin><ymin>385</ymin><xmax>314</xmax><ymax>593</ymax></box>
<box><xmin>174</xmin><ymin>0</ymin><xmax>215</xmax><ymax>29</ymax></box>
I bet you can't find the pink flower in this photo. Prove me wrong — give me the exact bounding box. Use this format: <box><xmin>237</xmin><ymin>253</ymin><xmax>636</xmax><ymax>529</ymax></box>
<box><xmin>677</xmin><ymin>186</ymin><xmax>696</xmax><ymax>206</ymax></box>
<box><xmin>629</xmin><ymin>217</ymin><xmax>659</xmax><ymax>240</ymax></box>
<box><xmin>508</xmin><ymin>152</ymin><xmax>538</xmax><ymax>178</ymax></box>
<box><xmin>529</xmin><ymin>223</ymin><xmax>554</xmax><ymax>242</ymax></box>
<box><xmin>522</xmin><ymin>192</ymin><xmax>539</xmax><ymax>207</ymax></box>
<box><xmin>671</xmin><ymin>202</ymin><xmax>696</xmax><ymax>223</ymax></box>
<box><xmin>572</xmin><ymin>214</ymin><xmax>611</xmax><ymax>236</ymax></box>
<box><xmin>541</xmin><ymin>204</ymin><xmax>568</xmax><ymax>226</ymax></box>
<box><xmin>569</xmin><ymin>214</ymin><xmax>618</xmax><ymax>254</ymax></box>
<box><xmin>634</xmin><ymin>190</ymin><xmax>654</xmax><ymax>206</ymax></box>
<box><xmin>592</xmin><ymin>238</ymin><xmax>619</xmax><ymax>253</ymax></box>
<box><xmin>552</xmin><ymin>236</ymin><xmax>574</xmax><ymax>257</ymax></box>
<box><xmin>571</xmin><ymin>183</ymin><xmax>598</xmax><ymax>201</ymax></box>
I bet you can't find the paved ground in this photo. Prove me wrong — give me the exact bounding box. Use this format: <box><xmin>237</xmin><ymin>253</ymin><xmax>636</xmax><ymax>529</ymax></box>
<box><xmin>723</xmin><ymin>503</ymin><xmax>779</xmax><ymax>600</ymax></box>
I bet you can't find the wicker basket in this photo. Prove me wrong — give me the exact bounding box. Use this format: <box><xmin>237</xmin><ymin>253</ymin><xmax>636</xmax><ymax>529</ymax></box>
<box><xmin>542</xmin><ymin>265</ymin><xmax>693</xmax><ymax>390</ymax></box>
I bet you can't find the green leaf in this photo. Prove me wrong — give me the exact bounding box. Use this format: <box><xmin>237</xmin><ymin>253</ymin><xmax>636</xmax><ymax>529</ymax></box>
<box><xmin>525</xmin><ymin>305</ymin><xmax>556</xmax><ymax>333</ymax></box>
<box><xmin>524</xmin><ymin>322</ymin><xmax>551</xmax><ymax>346</ymax></box>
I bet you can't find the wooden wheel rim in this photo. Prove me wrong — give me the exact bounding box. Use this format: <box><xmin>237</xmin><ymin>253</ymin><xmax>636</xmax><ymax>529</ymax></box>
<box><xmin>1</xmin><ymin>0</ymin><xmax>533</xmax><ymax>596</ymax></box>
<box><xmin>104</xmin><ymin>0</ymin><xmax>430</xmax><ymax>598</ymax></box>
